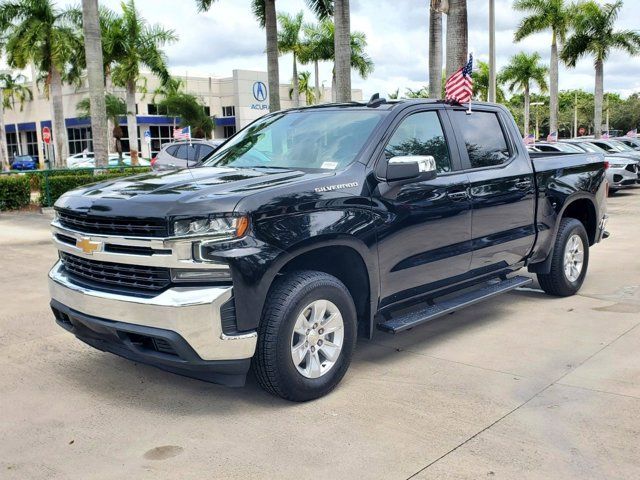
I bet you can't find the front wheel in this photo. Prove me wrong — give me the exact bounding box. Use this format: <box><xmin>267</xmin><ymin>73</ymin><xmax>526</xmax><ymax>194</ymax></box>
<box><xmin>537</xmin><ymin>218</ymin><xmax>589</xmax><ymax>297</ymax></box>
<box><xmin>252</xmin><ymin>271</ymin><xmax>357</xmax><ymax>401</ymax></box>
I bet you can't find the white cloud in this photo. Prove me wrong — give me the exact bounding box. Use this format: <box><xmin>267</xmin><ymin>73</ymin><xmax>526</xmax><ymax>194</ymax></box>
<box><xmin>3</xmin><ymin>0</ymin><xmax>640</xmax><ymax>100</ymax></box>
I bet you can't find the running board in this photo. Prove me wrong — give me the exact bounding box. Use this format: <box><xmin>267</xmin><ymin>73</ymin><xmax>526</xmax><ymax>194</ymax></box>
<box><xmin>377</xmin><ymin>276</ymin><xmax>533</xmax><ymax>334</ymax></box>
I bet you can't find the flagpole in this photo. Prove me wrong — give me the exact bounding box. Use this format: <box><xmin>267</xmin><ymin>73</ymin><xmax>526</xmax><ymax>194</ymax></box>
<box><xmin>467</xmin><ymin>53</ymin><xmax>473</xmax><ymax>115</ymax></box>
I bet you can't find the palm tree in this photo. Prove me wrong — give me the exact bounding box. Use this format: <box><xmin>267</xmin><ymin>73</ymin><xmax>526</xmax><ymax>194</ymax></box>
<box><xmin>473</xmin><ymin>61</ymin><xmax>506</xmax><ymax>103</ymax></box>
<box><xmin>0</xmin><ymin>0</ymin><xmax>83</xmax><ymax>167</ymax></box>
<box><xmin>157</xmin><ymin>92</ymin><xmax>214</xmax><ymax>139</ymax></box>
<box><xmin>514</xmin><ymin>0</ymin><xmax>574</xmax><ymax>143</ymax></box>
<box><xmin>445</xmin><ymin>0</ymin><xmax>467</xmax><ymax>77</ymax></box>
<box><xmin>196</xmin><ymin>1</ymin><xmax>333</xmax><ymax>111</ymax></box>
<box><xmin>499</xmin><ymin>52</ymin><xmax>548</xmax><ymax>136</ymax></box>
<box><xmin>81</xmin><ymin>0</ymin><xmax>109</xmax><ymax>167</ymax></box>
<box><xmin>289</xmin><ymin>71</ymin><xmax>315</xmax><ymax>105</ymax></box>
<box><xmin>110</xmin><ymin>0</ymin><xmax>176</xmax><ymax>165</ymax></box>
<box><xmin>278</xmin><ymin>11</ymin><xmax>305</xmax><ymax>108</ymax></box>
<box><xmin>77</xmin><ymin>93</ymin><xmax>127</xmax><ymax>161</ymax></box>
<box><xmin>303</xmin><ymin>19</ymin><xmax>373</xmax><ymax>101</ymax></box>
<box><xmin>0</xmin><ymin>73</ymin><xmax>33</xmax><ymax>170</ymax></box>
<box><xmin>333</xmin><ymin>0</ymin><xmax>351</xmax><ymax>102</ymax></box>
<box><xmin>429</xmin><ymin>0</ymin><xmax>446</xmax><ymax>98</ymax></box>
<box><xmin>561</xmin><ymin>1</ymin><xmax>640</xmax><ymax>139</ymax></box>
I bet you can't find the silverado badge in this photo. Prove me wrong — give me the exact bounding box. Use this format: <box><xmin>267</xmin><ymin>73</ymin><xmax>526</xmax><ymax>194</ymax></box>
<box><xmin>76</xmin><ymin>237</ymin><xmax>101</xmax><ymax>255</ymax></box>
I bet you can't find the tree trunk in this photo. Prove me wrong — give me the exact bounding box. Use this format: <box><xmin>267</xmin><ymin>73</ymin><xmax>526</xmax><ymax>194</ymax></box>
<box><xmin>445</xmin><ymin>0</ymin><xmax>468</xmax><ymax>77</ymax></box>
<box><xmin>125</xmin><ymin>80</ymin><xmax>139</xmax><ymax>165</ymax></box>
<box><xmin>292</xmin><ymin>53</ymin><xmax>300</xmax><ymax>107</ymax></box>
<box><xmin>264</xmin><ymin>0</ymin><xmax>281</xmax><ymax>112</ymax></box>
<box><xmin>334</xmin><ymin>0</ymin><xmax>352</xmax><ymax>102</ymax></box>
<box><xmin>549</xmin><ymin>32</ymin><xmax>559</xmax><ymax>136</ymax></box>
<box><xmin>428</xmin><ymin>4</ymin><xmax>443</xmax><ymax>99</ymax></box>
<box><xmin>82</xmin><ymin>0</ymin><xmax>109</xmax><ymax>168</ymax></box>
<box><xmin>105</xmin><ymin>72</ymin><xmax>116</xmax><ymax>154</ymax></box>
<box><xmin>0</xmin><ymin>88</ymin><xmax>9</xmax><ymax>171</ymax></box>
<box><xmin>49</xmin><ymin>66</ymin><xmax>69</xmax><ymax>168</ymax></box>
<box><xmin>314</xmin><ymin>60</ymin><xmax>321</xmax><ymax>103</ymax></box>
<box><xmin>524</xmin><ymin>84</ymin><xmax>530</xmax><ymax>137</ymax></box>
<box><xmin>594</xmin><ymin>59</ymin><xmax>603</xmax><ymax>139</ymax></box>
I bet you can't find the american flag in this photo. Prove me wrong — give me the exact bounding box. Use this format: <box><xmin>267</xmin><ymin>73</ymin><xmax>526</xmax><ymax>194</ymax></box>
<box><xmin>445</xmin><ymin>55</ymin><xmax>473</xmax><ymax>104</ymax></box>
<box><xmin>173</xmin><ymin>126</ymin><xmax>191</xmax><ymax>141</ymax></box>
<box><xmin>547</xmin><ymin>131</ymin><xmax>558</xmax><ymax>142</ymax></box>
<box><xmin>626</xmin><ymin>129</ymin><xmax>637</xmax><ymax>137</ymax></box>
<box><xmin>523</xmin><ymin>133</ymin><xmax>535</xmax><ymax>145</ymax></box>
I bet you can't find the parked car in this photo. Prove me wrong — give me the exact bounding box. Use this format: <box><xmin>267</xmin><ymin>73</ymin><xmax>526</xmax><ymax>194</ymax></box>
<box><xmin>528</xmin><ymin>142</ymin><xmax>584</xmax><ymax>153</ymax></box>
<box><xmin>615</xmin><ymin>137</ymin><xmax>640</xmax><ymax>151</ymax></box>
<box><xmin>152</xmin><ymin>139</ymin><xmax>224</xmax><ymax>170</ymax></box>
<box><xmin>10</xmin><ymin>155</ymin><xmax>38</xmax><ymax>170</ymax></box>
<box><xmin>67</xmin><ymin>152</ymin><xmax>133</xmax><ymax>168</ymax></box>
<box><xmin>50</xmin><ymin>100</ymin><xmax>608</xmax><ymax>401</ymax></box>
<box><xmin>578</xmin><ymin>138</ymin><xmax>640</xmax><ymax>159</ymax></box>
<box><xmin>74</xmin><ymin>156</ymin><xmax>150</xmax><ymax>169</ymax></box>
<box><xmin>561</xmin><ymin>140</ymin><xmax>639</xmax><ymax>192</ymax></box>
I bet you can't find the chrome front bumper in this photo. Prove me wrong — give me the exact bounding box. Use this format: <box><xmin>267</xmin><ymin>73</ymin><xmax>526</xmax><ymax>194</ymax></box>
<box><xmin>48</xmin><ymin>261</ymin><xmax>257</xmax><ymax>361</ymax></box>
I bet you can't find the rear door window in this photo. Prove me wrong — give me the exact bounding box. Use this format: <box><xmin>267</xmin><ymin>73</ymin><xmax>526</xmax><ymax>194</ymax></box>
<box><xmin>451</xmin><ymin>110</ymin><xmax>511</xmax><ymax>169</ymax></box>
<box><xmin>198</xmin><ymin>145</ymin><xmax>215</xmax><ymax>160</ymax></box>
<box><xmin>165</xmin><ymin>145</ymin><xmax>179</xmax><ymax>156</ymax></box>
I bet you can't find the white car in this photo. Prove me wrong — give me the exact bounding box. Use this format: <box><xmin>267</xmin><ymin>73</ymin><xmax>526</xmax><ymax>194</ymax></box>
<box><xmin>66</xmin><ymin>152</ymin><xmax>134</xmax><ymax>168</ymax></box>
<box><xmin>74</xmin><ymin>156</ymin><xmax>150</xmax><ymax>169</ymax></box>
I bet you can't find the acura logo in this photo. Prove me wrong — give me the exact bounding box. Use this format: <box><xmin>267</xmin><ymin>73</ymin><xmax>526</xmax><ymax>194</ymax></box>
<box><xmin>253</xmin><ymin>81</ymin><xmax>267</xmax><ymax>102</ymax></box>
<box><xmin>76</xmin><ymin>237</ymin><xmax>101</xmax><ymax>255</ymax></box>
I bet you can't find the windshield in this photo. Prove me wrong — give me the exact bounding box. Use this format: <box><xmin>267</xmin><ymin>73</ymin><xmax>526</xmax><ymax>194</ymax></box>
<box><xmin>610</xmin><ymin>140</ymin><xmax>635</xmax><ymax>152</ymax></box>
<box><xmin>576</xmin><ymin>142</ymin><xmax>607</xmax><ymax>154</ymax></box>
<box><xmin>203</xmin><ymin>110</ymin><xmax>386</xmax><ymax>171</ymax></box>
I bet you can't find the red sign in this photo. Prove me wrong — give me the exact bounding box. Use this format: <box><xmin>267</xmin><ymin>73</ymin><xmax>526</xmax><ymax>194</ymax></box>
<box><xmin>42</xmin><ymin>126</ymin><xmax>51</xmax><ymax>144</ymax></box>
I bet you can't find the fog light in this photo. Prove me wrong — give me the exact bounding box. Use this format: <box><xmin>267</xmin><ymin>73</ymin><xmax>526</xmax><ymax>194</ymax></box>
<box><xmin>171</xmin><ymin>269</ymin><xmax>231</xmax><ymax>282</ymax></box>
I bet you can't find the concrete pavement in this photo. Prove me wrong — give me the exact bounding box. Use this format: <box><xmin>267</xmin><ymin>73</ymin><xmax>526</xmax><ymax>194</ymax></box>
<box><xmin>0</xmin><ymin>190</ymin><xmax>639</xmax><ymax>479</ymax></box>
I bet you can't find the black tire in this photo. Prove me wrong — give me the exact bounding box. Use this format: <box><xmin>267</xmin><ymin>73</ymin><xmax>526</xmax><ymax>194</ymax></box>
<box><xmin>252</xmin><ymin>271</ymin><xmax>357</xmax><ymax>402</ymax></box>
<box><xmin>537</xmin><ymin>218</ymin><xmax>589</xmax><ymax>297</ymax></box>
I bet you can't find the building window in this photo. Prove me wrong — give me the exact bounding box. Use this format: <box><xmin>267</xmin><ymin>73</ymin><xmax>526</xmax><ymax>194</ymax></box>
<box><xmin>149</xmin><ymin>125</ymin><xmax>175</xmax><ymax>156</ymax></box>
<box><xmin>222</xmin><ymin>106</ymin><xmax>235</xmax><ymax>117</ymax></box>
<box><xmin>25</xmin><ymin>131</ymin><xmax>39</xmax><ymax>163</ymax></box>
<box><xmin>223</xmin><ymin>125</ymin><xmax>236</xmax><ymax>138</ymax></box>
<box><xmin>204</xmin><ymin>106</ymin><xmax>211</xmax><ymax>116</ymax></box>
<box><xmin>148</xmin><ymin>104</ymin><xmax>169</xmax><ymax>115</ymax></box>
<box><xmin>118</xmin><ymin>126</ymin><xmax>141</xmax><ymax>155</ymax></box>
<box><xmin>5</xmin><ymin>132</ymin><xmax>19</xmax><ymax>162</ymax></box>
<box><xmin>67</xmin><ymin>127</ymin><xmax>93</xmax><ymax>155</ymax></box>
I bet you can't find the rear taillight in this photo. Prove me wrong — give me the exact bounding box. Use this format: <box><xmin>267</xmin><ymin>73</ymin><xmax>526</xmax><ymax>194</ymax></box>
<box><xmin>604</xmin><ymin>161</ymin><xmax>609</xmax><ymax>170</ymax></box>
<box><xmin>151</xmin><ymin>157</ymin><xmax>157</xmax><ymax>167</ymax></box>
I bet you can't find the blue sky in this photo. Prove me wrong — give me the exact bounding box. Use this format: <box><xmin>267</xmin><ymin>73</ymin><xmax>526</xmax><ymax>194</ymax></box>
<box><xmin>3</xmin><ymin>0</ymin><xmax>640</xmax><ymax>98</ymax></box>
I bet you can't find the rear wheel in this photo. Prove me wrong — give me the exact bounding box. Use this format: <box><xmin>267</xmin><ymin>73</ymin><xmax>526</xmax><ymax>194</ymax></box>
<box><xmin>253</xmin><ymin>271</ymin><xmax>357</xmax><ymax>401</ymax></box>
<box><xmin>537</xmin><ymin>218</ymin><xmax>589</xmax><ymax>297</ymax></box>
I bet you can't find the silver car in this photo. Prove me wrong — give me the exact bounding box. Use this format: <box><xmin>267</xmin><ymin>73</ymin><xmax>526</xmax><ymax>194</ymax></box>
<box><xmin>615</xmin><ymin>137</ymin><xmax>640</xmax><ymax>151</ymax></box>
<box><xmin>152</xmin><ymin>139</ymin><xmax>224</xmax><ymax>170</ymax></box>
<box><xmin>562</xmin><ymin>140</ymin><xmax>639</xmax><ymax>193</ymax></box>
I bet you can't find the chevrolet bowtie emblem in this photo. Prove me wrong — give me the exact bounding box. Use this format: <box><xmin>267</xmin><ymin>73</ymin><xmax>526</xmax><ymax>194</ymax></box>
<box><xmin>76</xmin><ymin>237</ymin><xmax>101</xmax><ymax>255</ymax></box>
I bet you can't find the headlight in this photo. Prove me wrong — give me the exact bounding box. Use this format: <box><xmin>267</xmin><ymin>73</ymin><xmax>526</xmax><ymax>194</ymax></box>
<box><xmin>171</xmin><ymin>215</ymin><xmax>249</xmax><ymax>240</ymax></box>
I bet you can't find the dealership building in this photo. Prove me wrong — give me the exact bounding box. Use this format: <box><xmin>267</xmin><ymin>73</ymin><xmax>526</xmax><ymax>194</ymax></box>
<box><xmin>2</xmin><ymin>69</ymin><xmax>363</xmax><ymax>165</ymax></box>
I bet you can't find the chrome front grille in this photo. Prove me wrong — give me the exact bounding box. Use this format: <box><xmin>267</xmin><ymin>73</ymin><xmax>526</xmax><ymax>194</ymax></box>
<box><xmin>59</xmin><ymin>252</ymin><xmax>171</xmax><ymax>293</ymax></box>
<box><xmin>56</xmin><ymin>209</ymin><xmax>168</xmax><ymax>238</ymax></box>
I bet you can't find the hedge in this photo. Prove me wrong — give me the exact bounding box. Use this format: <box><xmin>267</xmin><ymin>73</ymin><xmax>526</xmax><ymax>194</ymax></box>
<box><xmin>0</xmin><ymin>175</ymin><xmax>31</xmax><ymax>211</ymax></box>
<box><xmin>39</xmin><ymin>168</ymin><xmax>151</xmax><ymax>207</ymax></box>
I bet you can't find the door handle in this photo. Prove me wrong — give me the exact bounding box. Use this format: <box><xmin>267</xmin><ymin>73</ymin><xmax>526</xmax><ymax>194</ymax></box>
<box><xmin>515</xmin><ymin>180</ymin><xmax>532</xmax><ymax>190</ymax></box>
<box><xmin>447</xmin><ymin>191</ymin><xmax>468</xmax><ymax>201</ymax></box>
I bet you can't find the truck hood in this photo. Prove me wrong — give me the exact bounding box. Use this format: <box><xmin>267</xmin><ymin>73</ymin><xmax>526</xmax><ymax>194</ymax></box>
<box><xmin>55</xmin><ymin>166</ymin><xmax>331</xmax><ymax>218</ymax></box>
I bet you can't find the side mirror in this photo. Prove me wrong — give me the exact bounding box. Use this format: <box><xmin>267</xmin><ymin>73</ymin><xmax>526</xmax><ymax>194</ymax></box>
<box><xmin>386</xmin><ymin>155</ymin><xmax>437</xmax><ymax>182</ymax></box>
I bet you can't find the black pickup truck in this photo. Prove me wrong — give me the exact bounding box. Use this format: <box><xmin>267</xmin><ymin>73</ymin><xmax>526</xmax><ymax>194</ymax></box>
<box><xmin>49</xmin><ymin>99</ymin><xmax>608</xmax><ymax>401</ymax></box>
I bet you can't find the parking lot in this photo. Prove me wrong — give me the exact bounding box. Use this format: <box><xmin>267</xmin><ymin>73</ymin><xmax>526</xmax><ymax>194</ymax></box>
<box><xmin>1</xmin><ymin>190</ymin><xmax>639</xmax><ymax>480</ymax></box>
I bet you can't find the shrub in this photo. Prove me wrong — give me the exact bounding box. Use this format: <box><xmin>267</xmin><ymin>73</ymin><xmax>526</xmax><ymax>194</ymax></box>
<box><xmin>0</xmin><ymin>175</ymin><xmax>31</xmax><ymax>211</ymax></box>
<box><xmin>39</xmin><ymin>167</ymin><xmax>151</xmax><ymax>207</ymax></box>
